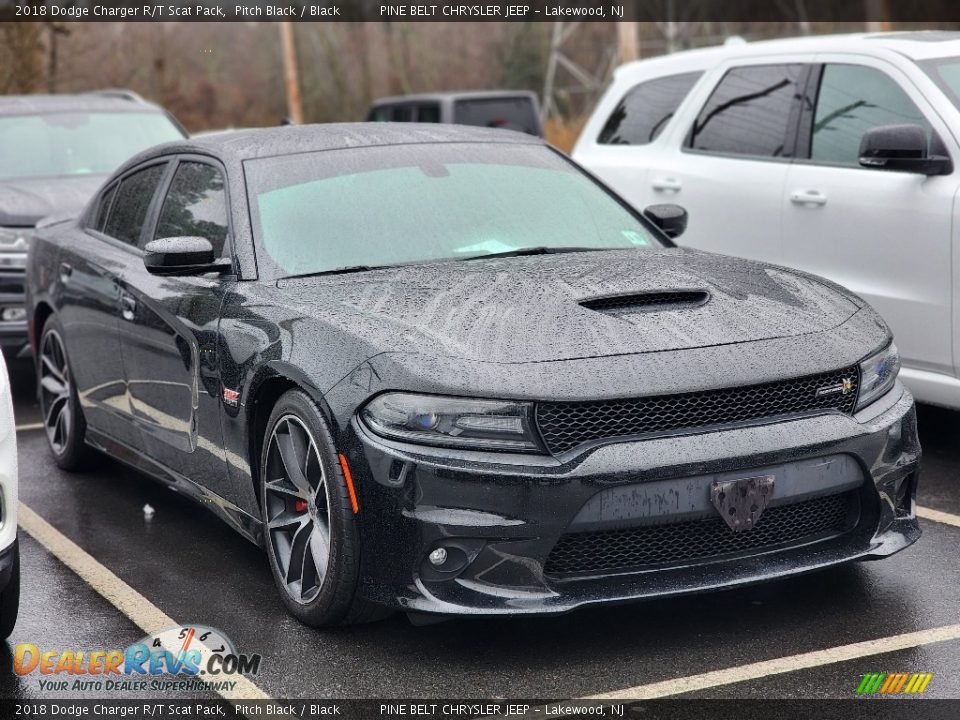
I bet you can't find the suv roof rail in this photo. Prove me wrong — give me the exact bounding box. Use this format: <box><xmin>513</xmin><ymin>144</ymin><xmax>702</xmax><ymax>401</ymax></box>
<box><xmin>85</xmin><ymin>89</ymin><xmax>146</xmax><ymax>103</ymax></box>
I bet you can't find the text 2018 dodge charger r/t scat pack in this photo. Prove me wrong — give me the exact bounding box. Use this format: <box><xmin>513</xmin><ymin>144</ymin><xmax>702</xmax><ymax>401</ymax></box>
<box><xmin>26</xmin><ymin>124</ymin><xmax>918</xmax><ymax>626</ymax></box>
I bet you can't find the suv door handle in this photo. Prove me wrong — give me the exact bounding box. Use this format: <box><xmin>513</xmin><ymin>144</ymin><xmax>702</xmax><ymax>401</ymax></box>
<box><xmin>790</xmin><ymin>190</ymin><xmax>828</xmax><ymax>206</ymax></box>
<box><xmin>120</xmin><ymin>293</ymin><xmax>136</xmax><ymax>322</ymax></box>
<box><xmin>652</xmin><ymin>177</ymin><xmax>683</xmax><ymax>193</ymax></box>
<box><xmin>58</xmin><ymin>263</ymin><xmax>73</xmax><ymax>283</ymax></box>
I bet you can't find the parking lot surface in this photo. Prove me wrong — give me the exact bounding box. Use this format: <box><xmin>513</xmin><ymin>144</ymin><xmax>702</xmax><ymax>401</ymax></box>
<box><xmin>4</xmin><ymin>359</ymin><xmax>960</xmax><ymax>705</ymax></box>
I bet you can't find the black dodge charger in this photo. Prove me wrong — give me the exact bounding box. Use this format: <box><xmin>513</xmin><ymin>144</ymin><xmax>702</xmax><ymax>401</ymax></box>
<box><xmin>25</xmin><ymin>124</ymin><xmax>919</xmax><ymax>626</ymax></box>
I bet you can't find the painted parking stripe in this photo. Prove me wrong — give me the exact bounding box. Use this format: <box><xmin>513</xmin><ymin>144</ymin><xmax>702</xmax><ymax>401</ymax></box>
<box><xmin>14</xmin><ymin>423</ymin><xmax>43</xmax><ymax>432</ymax></box>
<box><xmin>17</xmin><ymin>503</ymin><xmax>271</xmax><ymax>704</ymax></box>
<box><xmin>917</xmin><ymin>505</ymin><xmax>960</xmax><ymax>528</ymax></box>
<box><xmin>583</xmin><ymin>623</ymin><xmax>960</xmax><ymax>700</ymax></box>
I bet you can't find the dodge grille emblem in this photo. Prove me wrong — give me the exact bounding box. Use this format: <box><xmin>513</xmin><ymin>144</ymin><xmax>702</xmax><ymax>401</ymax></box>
<box><xmin>711</xmin><ymin>475</ymin><xmax>775</xmax><ymax>533</ymax></box>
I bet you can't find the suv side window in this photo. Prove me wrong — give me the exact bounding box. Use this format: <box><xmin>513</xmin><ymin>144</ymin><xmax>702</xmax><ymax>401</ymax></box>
<box><xmin>417</xmin><ymin>104</ymin><xmax>441</xmax><ymax>123</ymax></box>
<box><xmin>154</xmin><ymin>161</ymin><xmax>229</xmax><ymax>258</ymax></box>
<box><xmin>391</xmin><ymin>105</ymin><xmax>414</xmax><ymax>122</ymax></box>
<box><xmin>810</xmin><ymin>64</ymin><xmax>932</xmax><ymax>166</ymax></box>
<box><xmin>598</xmin><ymin>71</ymin><xmax>703</xmax><ymax>145</ymax></box>
<box><xmin>102</xmin><ymin>163</ymin><xmax>167</xmax><ymax>246</ymax></box>
<box><xmin>688</xmin><ymin>64</ymin><xmax>806</xmax><ymax>158</ymax></box>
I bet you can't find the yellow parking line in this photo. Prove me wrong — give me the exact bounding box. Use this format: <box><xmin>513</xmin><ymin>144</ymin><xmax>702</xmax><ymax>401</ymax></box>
<box><xmin>584</xmin><ymin>623</ymin><xmax>960</xmax><ymax>700</ymax></box>
<box><xmin>917</xmin><ymin>505</ymin><xmax>960</xmax><ymax>528</ymax></box>
<box><xmin>15</xmin><ymin>423</ymin><xmax>43</xmax><ymax>432</ymax></box>
<box><xmin>17</xmin><ymin>503</ymin><xmax>271</xmax><ymax>705</ymax></box>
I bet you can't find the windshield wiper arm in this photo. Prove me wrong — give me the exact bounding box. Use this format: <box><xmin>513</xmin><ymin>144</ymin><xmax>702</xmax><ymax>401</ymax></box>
<box><xmin>458</xmin><ymin>246</ymin><xmax>611</xmax><ymax>261</ymax></box>
<box><xmin>282</xmin><ymin>265</ymin><xmax>382</xmax><ymax>279</ymax></box>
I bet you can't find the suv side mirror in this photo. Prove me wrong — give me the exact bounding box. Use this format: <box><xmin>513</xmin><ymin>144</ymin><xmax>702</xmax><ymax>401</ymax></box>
<box><xmin>858</xmin><ymin>124</ymin><xmax>953</xmax><ymax>176</ymax></box>
<box><xmin>643</xmin><ymin>203</ymin><xmax>688</xmax><ymax>239</ymax></box>
<box><xmin>143</xmin><ymin>237</ymin><xmax>229</xmax><ymax>276</ymax></box>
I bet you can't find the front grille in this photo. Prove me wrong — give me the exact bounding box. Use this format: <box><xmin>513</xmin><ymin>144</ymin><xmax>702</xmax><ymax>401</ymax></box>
<box><xmin>536</xmin><ymin>366</ymin><xmax>860</xmax><ymax>455</ymax></box>
<box><xmin>545</xmin><ymin>490</ymin><xmax>858</xmax><ymax>577</ymax></box>
<box><xmin>0</xmin><ymin>272</ymin><xmax>24</xmax><ymax>298</ymax></box>
<box><xmin>580</xmin><ymin>290</ymin><xmax>709</xmax><ymax>314</ymax></box>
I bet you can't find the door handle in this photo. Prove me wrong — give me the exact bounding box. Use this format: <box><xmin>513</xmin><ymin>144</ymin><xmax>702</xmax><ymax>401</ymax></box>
<box><xmin>790</xmin><ymin>190</ymin><xmax>828</xmax><ymax>206</ymax></box>
<box><xmin>58</xmin><ymin>263</ymin><xmax>73</xmax><ymax>283</ymax></box>
<box><xmin>120</xmin><ymin>293</ymin><xmax>136</xmax><ymax>322</ymax></box>
<box><xmin>651</xmin><ymin>177</ymin><xmax>682</xmax><ymax>193</ymax></box>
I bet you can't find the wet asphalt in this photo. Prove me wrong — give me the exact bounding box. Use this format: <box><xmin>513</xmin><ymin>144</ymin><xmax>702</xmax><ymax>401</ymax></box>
<box><xmin>4</xmin><ymin>357</ymin><xmax>960</xmax><ymax>702</ymax></box>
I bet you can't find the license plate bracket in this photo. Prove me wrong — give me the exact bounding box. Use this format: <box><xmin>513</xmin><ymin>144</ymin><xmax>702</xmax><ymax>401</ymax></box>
<box><xmin>710</xmin><ymin>474</ymin><xmax>775</xmax><ymax>533</ymax></box>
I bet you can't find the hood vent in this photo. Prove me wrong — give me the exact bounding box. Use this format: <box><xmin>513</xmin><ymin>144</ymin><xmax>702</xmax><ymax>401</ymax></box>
<box><xmin>580</xmin><ymin>290</ymin><xmax>710</xmax><ymax>315</ymax></box>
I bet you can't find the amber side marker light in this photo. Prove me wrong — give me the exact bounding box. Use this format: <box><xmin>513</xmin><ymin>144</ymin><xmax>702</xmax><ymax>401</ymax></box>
<box><xmin>338</xmin><ymin>453</ymin><xmax>360</xmax><ymax>514</ymax></box>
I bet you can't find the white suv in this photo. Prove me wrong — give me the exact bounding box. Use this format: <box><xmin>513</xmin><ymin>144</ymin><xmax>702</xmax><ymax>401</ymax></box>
<box><xmin>574</xmin><ymin>32</ymin><xmax>960</xmax><ymax>410</ymax></box>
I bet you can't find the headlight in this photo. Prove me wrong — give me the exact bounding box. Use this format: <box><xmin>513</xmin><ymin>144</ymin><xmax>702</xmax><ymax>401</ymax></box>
<box><xmin>361</xmin><ymin>393</ymin><xmax>543</xmax><ymax>452</ymax></box>
<box><xmin>0</xmin><ymin>228</ymin><xmax>29</xmax><ymax>270</ymax></box>
<box><xmin>856</xmin><ymin>343</ymin><xmax>900</xmax><ymax>411</ymax></box>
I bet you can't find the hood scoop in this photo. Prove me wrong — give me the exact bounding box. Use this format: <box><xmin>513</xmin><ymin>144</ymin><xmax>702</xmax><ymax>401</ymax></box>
<box><xmin>580</xmin><ymin>290</ymin><xmax>710</xmax><ymax>316</ymax></box>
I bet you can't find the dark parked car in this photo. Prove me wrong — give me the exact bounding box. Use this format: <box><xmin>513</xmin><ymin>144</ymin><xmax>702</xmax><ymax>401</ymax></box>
<box><xmin>0</xmin><ymin>90</ymin><xmax>185</xmax><ymax>359</ymax></box>
<box><xmin>367</xmin><ymin>90</ymin><xmax>543</xmax><ymax>136</ymax></box>
<box><xmin>26</xmin><ymin>124</ymin><xmax>919</xmax><ymax>626</ymax></box>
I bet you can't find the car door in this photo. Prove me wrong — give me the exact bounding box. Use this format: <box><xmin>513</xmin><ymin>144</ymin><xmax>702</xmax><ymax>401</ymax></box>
<box><xmin>56</xmin><ymin>163</ymin><xmax>169</xmax><ymax>449</ymax></box>
<box><xmin>115</xmin><ymin>156</ymin><xmax>234</xmax><ymax>498</ymax></box>
<box><xmin>782</xmin><ymin>58</ymin><xmax>958</xmax><ymax>384</ymax></box>
<box><xmin>642</xmin><ymin>61</ymin><xmax>813</xmax><ymax>264</ymax></box>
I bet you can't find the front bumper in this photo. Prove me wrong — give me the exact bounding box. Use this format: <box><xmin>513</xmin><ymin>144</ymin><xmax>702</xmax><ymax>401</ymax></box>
<box><xmin>345</xmin><ymin>384</ymin><xmax>920</xmax><ymax>616</ymax></box>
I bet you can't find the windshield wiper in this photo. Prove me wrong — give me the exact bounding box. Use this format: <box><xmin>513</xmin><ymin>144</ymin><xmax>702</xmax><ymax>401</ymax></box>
<box><xmin>458</xmin><ymin>246</ymin><xmax>612</xmax><ymax>261</ymax></box>
<box><xmin>281</xmin><ymin>265</ymin><xmax>384</xmax><ymax>279</ymax></box>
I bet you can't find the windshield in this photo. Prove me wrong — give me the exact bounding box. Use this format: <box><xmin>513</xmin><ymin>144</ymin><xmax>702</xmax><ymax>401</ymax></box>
<box><xmin>0</xmin><ymin>112</ymin><xmax>184</xmax><ymax>180</ymax></box>
<box><xmin>245</xmin><ymin>143</ymin><xmax>662</xmax><ymax>278</ymax></box>
<box><xmin>918</xmin><ymin>56</ymin><xmax>960</xmax><ymax>111</ymax></box>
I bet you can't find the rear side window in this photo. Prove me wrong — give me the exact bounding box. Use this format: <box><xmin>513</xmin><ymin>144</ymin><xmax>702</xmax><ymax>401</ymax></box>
<box><xmin>453</xmin><ymin>97</ymin><xmax>540</xmax><ymax>136</ymax></box>
<box><xmin>92</xmin><ymin>183</ymin><xmax>118</xmax><ymax>232</ymax></box>
<box><xmin>102</xmin><ymin>164</ymin><xmax>166</xmax><ymax>246</ymax></box>
<box><xmin>154</xmin><ymin>161</ymin><xmax>229</xmax><ymax>257</ymax></box>
<box><xmin>810</xmin><ymin>64</ymin><xmax>932</xmax><ymax>166</ymax></box>
<box><xmin>598</xmin><ymin>72</ymin><xmax>703</xmax><ymax>145</ymax></box>
<box><xmin>417</xmin><ymin>104</ymin><xmax>441</xmax><ymax>123</ymax></box>
<box><xmin>391</xmin><ymin>106</ymin><xmax>414</xmax><ymax>122</ymax></box>
<box><xmin>688</xmin><ymin>64</ymin><xmax>805</xmax><ymax>158</ymax></box>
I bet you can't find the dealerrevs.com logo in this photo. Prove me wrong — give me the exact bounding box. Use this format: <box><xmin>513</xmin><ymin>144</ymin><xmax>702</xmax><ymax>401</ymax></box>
<box><xmin>13</xmin><ymin>625</ymin><xmax>262</xmax><ymax>693</ymax></box>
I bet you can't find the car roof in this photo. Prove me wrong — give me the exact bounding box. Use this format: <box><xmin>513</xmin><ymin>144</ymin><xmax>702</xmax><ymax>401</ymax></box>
<box><xmin>0</xmin><ymin>90</ymin><xmax>169</xmax><ymax>117</ymax></box>
<box><xmin>612</xmin><ymin>31</ymin><xmax>960</xmax><ymax>84</ymax></box>
<box><xmin>370</xmin><ymin>90</ymin><xmax>539</xmax><ymax>106</ymax></box>
<box><xmin>149</xmin><ymin>122</ymin><xmax>544</xmax><ymax>162</ymax></box>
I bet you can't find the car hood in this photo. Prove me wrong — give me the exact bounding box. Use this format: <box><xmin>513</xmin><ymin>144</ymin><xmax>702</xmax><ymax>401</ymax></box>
<box><xmin>277</xmin><ymin>248</ymin><xmax>862</xmax><ymax>364</ymax></box>
<box><xmin>0</xmin><ymin>175</ymin><xmax>104</xmax><ymax>226</ymax></box>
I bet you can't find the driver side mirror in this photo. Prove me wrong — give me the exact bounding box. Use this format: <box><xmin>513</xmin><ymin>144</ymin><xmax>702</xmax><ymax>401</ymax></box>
<box><xmin>643</xmin><ymin>203</ymin><xmax>688</xmax><ymax>239</ymax></box>
<box><xmin>143</xmin><ymin>237</ymin><xmax>230</xmax><ymax>276</ymax></box>
<box><xmin>858</xmin><ymin>124</ymin><xmax>953</xmax><ymax>176</ymax></box>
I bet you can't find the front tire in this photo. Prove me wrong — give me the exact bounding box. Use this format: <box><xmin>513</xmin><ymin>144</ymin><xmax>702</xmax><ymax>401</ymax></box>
<box><xmin>260</xmin><ymin>390</ymin><xmax>386</xmax><ymax>626</ymax></box>
<box><xmin>38</xmin><ymin>317</ymin><xmax>90</xmax><ymax>471</ymax></box>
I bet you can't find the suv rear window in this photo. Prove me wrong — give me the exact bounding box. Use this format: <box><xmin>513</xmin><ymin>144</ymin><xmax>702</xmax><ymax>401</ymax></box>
<box><xmin>453</xmin><ymin>97</ymin><xmax>540</xmax><ymax>136</ymax></box>
<box><xmin>598</xmin><ymin>72</ymin><xmax>703</xmax><ymax>145</ymax></box>
<box><xmin>688</xmin><ymin>64</ymin><xmax>805</xmax><ymax>158</ymax></box>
